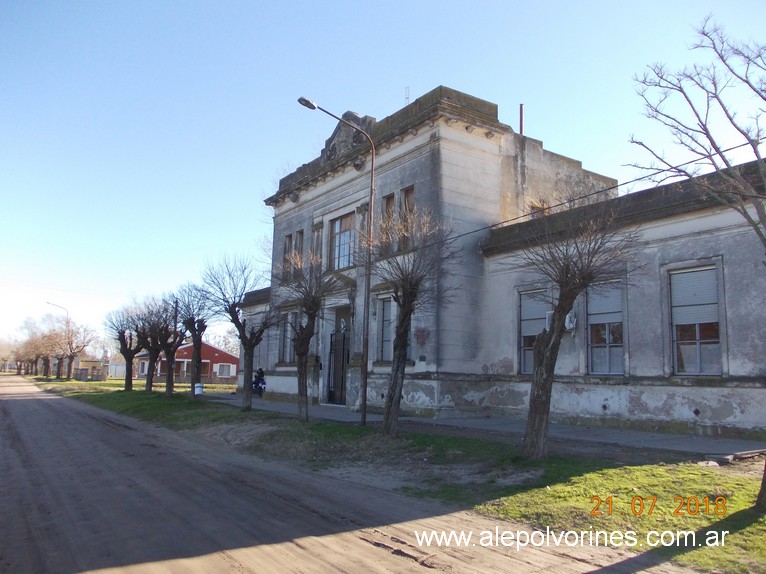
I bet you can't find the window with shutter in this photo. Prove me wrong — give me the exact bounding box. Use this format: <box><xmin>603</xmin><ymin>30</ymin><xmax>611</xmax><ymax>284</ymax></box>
<box><xmin>670</xmin><ymin>267</ymin><xmax>720</xmax><ymax>375</ymax></box>
<box><xmin>520</xmin><ymin>291</ymin><xmax>549</xmax><ymax>374</ymax></box>
<box><xmin>587</xmin><ymin>283</ymin><xmax>624</xmax><ymax>374</ymax></box>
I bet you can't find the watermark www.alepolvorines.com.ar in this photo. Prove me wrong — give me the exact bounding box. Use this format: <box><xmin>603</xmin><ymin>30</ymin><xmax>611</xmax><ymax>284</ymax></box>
<box><xmin>414</xmin><ymin>526</ymin><xmax>729</xmax><ymax>551</ymax></box>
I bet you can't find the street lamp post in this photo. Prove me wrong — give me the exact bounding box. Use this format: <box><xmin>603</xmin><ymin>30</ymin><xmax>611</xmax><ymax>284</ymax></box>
<box><xmin>46</xmin><ymin>301</ymin><xmax>70</xmax><ymax>322</ymax></box>
<box><xmin>298</xmin><ymin>97</ymin><xmax>375</xmax><ymax>426</ymax></box>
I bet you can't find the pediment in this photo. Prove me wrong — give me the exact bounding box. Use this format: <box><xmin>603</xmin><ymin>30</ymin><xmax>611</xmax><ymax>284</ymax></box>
<box><xmin>321</xmin><ymin>112</ymin><xmax>376</xmax><ymax>164</ymax></box>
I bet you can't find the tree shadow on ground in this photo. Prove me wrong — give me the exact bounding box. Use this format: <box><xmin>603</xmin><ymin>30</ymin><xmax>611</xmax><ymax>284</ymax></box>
<box><xmin>587</xmin><ymin>508</ymin><xmax>763</xmax><ymax>573</ymax></box>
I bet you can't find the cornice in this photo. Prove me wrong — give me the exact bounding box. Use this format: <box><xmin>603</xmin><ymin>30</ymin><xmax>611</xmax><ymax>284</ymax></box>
<box><xmin>266</xmin><ymin>86</ymin><xmax>511</xmax><ymax>208</ymax></box>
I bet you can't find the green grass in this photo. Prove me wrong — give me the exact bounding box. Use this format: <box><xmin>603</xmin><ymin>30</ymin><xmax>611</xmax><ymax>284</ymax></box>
<box><xmin>478</xmin><ymin>462</ymin><xmax>765</xmax><ymax>573</ymax></box>
<box><xmin>37</xmin><ymin>379</ymin><xmax>247</xmax><ymax>429</ymax></box>
<box><xmin>39</xmin><ymin>379</ymin><xmax>765</xmax><ymax>573</ymax></box>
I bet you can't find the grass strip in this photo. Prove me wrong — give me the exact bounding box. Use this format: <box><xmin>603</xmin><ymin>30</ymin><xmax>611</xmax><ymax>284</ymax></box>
<box><xmin>42</xmin><ymin>380</ymin><xmax>765</xmax><ymax>573</ymax></box>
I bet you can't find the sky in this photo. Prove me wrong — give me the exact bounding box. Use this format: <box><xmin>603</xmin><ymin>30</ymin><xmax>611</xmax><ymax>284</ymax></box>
<box><xmin>1</xmin><ymin>0</ymin><xmax>763</xmax><ymax>344</ymax></box>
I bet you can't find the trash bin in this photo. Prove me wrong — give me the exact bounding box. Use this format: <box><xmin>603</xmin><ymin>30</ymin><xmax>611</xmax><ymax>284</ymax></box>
<box><xmin>194</xmin><ymin>384</ymin><xmax>204</xmax><ymax>395</ymax></box>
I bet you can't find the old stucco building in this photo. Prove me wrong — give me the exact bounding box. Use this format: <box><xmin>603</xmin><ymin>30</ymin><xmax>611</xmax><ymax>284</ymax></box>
<box><xmin>244</xmin><ymin>86</ymin><xmax>765</xmax><ymax>437</ymax></box>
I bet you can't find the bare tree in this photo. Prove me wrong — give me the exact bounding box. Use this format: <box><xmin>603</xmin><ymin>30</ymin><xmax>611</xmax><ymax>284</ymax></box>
<box><xmin>277</xmin><ymin>251</ymin><xmax>341</xmax><ymax>422</ymax></box>
<box><xmin>365</xmin><ymin>209</ymin><xmax>460</xmax><ymax>437</ymax></box>
<box><xmin>18</xmin><ymin>320</ymin><xmax>45</xmax><ymax>376</ymax></box>
<box><xmin>156</xmin><ymin>295</ymin><xmax>188</xmax><ymax>396</ymax></box>
<box><xmin>631</xmin><ymin>17</ymin><xmax>766</xmax><ymax>262</ymax></box>
<box><xmin>0</xmin><ymin>338</ymin><xmax>15</xmax><ymax>372</ymax></box>
<box><xmin>205</xmin><ymin>328</ymin><xmax>240</xmax><ymax>355</ymax></box>
<box><xmin>138</xmin><ymin>297</ymin><xmax>164</xmax><ymax>391</ymax></box>
<box><xmin>176</xmin><ymin>282</ymin><xmax>213</xmax><ymax>398</ymax></box>
<box><xmin>104</xmin><ymin>306</ymin><xmax>145</xmax><ymax>391</ymax></box>
<box><xmin>63</xmin><ymin>323</ymin><xmax>96</xmax><ymax>381</ymax></box>
<box><xmin>517</xmin><ymin>200</ymin><xmax>640</xmax><ymax>459</ymax></box>
<box><xmin>203</xmin><ymin>255</ymin><xmax>277</xmax><ymax>410</ymax></box>
<box><xmin>631</xmin><ymin>17</ymin><xmax>766</xmax><ymax>513</ymax></box>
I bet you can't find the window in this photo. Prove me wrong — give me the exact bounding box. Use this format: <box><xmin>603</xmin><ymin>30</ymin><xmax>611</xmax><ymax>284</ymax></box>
<box><xmin>294</xmin><ymin>229</ymin><xmax>303</xmax><ymax>260</ymax></box>
<box><xmin>670</xmin><ymin>267</ymin><xmax>720</xmax><ymax>375</ymax></box>
<box><xmin>311</xmin><ymin>223</ymin><xmax>323</xmax><ymax>262</ymax></box>
<box><xmin>587</xmin><ymin>283</ymin><xmax>624</xmax><ymax>374</ymax></box>
<box><xmin>402</xmin><ymin>186</ymin><xmax>415</xmax><ymax>214</ymax></box>
<box><xmin>217</xmin><ymin>364</ymin><xmax>232</xmax><ymax>377</ymax></box>
<box><xmin>529</xmin><ymin>200</ymin><xmax>551</xmax><ymax>220</ymax></box>
<box><xmin>293</xmin><ymin>229</ymin><xmax>304</xmax><ymax>277</ymax></box>
<box><xmin>282</xmin><ymin>230</ymin><xmax>304</xmax><ymax>280</ymax></box>
<box><xmin>379</xmin><ymin>298</ymin><xmax>393</xmax><ymax>361</ymax></box>
<box><xmin>520</xmin><ymin>291</ymin><xmax>549</xmax><ymax>374</ymax></box>
<box><xmin>381</xmin><ymin>194</ymin><xmax>396</xmax><ymax>255</ymax></box>
<box><xmin>399</xmin><ymin>187</ymin><xmax>415</xmax><ymax>251</ymax></box>
<box><xmin>383</xmin><ymin>194</ymin><xmax>396</xmax><ymax>220</ymax></box>
<box><xmin>330</xmin><ymin>213</ymin><xmax>355</xmax><ymax>270</ymax></box>
<box><xmin>282</xmin><ymin>234</ymin><xmax>293</xmax><ymax>280</ymax></box>
<box><xmin>279</xmin><ymin>313</ymin><xmax>296</xmax><ymax>363</ymax></box>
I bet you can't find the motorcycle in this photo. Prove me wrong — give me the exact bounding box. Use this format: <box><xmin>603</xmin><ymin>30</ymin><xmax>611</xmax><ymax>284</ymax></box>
<box><xmin>252</xmin><ymin>368</ymin><xmax>266</xmax><ymax>398</ymax></box>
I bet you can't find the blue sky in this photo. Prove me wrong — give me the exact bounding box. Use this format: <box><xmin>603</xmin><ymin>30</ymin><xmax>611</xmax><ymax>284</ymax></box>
<box><xmin>1</xmin><ymin>0</ymin><xmax>762</xmax><ymax>342</ymax></box>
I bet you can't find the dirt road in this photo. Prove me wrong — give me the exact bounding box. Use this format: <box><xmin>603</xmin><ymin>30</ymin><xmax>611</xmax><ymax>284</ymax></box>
<box><xmin>0</xmin><ymin>375</ymin><xmax>692</xmax><ymax>573</ymax></box>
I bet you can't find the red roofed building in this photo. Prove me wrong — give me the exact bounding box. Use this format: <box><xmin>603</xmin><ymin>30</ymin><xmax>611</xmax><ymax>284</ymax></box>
<box><xmin>137</xmin><ymin>341</ymin><xmax>239</xmax><ymax>384</ymax></box>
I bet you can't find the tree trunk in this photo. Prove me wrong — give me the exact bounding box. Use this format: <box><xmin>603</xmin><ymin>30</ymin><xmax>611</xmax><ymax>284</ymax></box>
<box><xmin>241</xmin><ymin>345</ymin><xmax>255</xmax><ymax>411</ymax></box>
<box><xmin>294</xmin><ymin>314</ymin><xmax>316</xmax><ymax>423</ymax></box>
<box><xmin>145</xmin><ymin>349</ymin><xmax>159</xmax><ymax>391</ymax></box>
<box><xmin>383</xmin><ymin>312</ymin><xmax>412</xmax><ymax>437</ymax></box>
<box><xmin>124</xmin><ymin>356</ymin><xmax>134</xmax><ymax>392</ymax></box>
<box><xmin>522</xmin><ymin>333</ymin><xmax>555</xmax><ymax>459</ymax></box>
<box><xmin>522</xmin><ymin>293</ymin><xmax>577</xmax><ymax>460</ymax></box>
<box><xmin>185</xmin><ymin>319</ymin><xmax>206</xmax><ymax>399</ymax></box>
<box><xmin>164</xmin><ymin>356</ymin><xmax>175</xmax><ymax>396</ymax></box>
<box><xmin>66</xmin><ymin>355</ymin><xmax>75</xmax><ymax>380</ymax></box>
<box><xmin>190</xmin><ymin>333</ymin><xmax>203</xmax><ymax>398</ymax></box>
<box><xmin>756</xmin><ymin>460</ymin><xmax>766</xmax><ymax>514</ymax></box>
<box><xmin>296</xmin><ymin>353</ymin><xmax>309</xmax><ymax>422</ymax></box>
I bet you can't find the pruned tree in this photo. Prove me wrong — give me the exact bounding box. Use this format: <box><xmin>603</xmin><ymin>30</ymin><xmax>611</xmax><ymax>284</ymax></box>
<box><xmin>46</xmin><ymin>319</ymin><xmax>69</xmax><ymax>379</ymax></box>
<box><xmin>517</xmin><ymin>199</ymin><xmax>640</xmax><ymax>459</ymax></box>
<box><xmin>63</xmin><ymin>323</ymin><xmax>96</xmax><ymax>381</ymax></box>
<box><xmin>156</xmin><ymin>294</ymin><xmax>188</xmax><ymax>396</ymax></box>
<box><xmin>631</xmin><ymin>17</ymin><xmax>766</xmax><ymax>263</ymax></box>
<box><xmin>18</xmin><ymin>320</ymin><xmax>45</xmax><ymax>376</ymax></box>
<box><xmin>203</xmin><ymin>254</ymin><xmax>278</xmax><ymax>410</ymax></box>
<box><xmin>631</xmin><ymin>16</ymin><xmax>766</xmax><ymax>514</ymax></box>
<box><xmin>277</xmin><ymin>251</ymin><xmax>341</xmax><ymax>422</ymax></box>
<box><xmin>104</xmin><ymin>305</ymin><xmax>145</xmax><ymax>391</ymax></box>
<box><xmin>0</xmin><ymin>339</ymin><xmax>15</xmax><ymax>372</ymax></box>
<box><xmin>366</xmin><ymin>208</ymin><xmax>460</xmax><ymax>437</ymax></box>
<box><xmin>38</xmin><ymin>330</ymin><xmax>59</xmax><ymax>378</ymax></box>
<box><xmin>138</xmin><ymin>297</ymin><xmax>164</xmax><ymax>391</ymax></box>
<box><xmin>176</xmin><ymin>282</ymin><xmax>213</xmax><ymax>398</ymax></box>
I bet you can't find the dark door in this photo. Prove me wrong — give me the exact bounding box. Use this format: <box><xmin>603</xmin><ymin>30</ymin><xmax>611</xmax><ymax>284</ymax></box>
<box><xmin>327</xmin><ymin>310</ymin><xmax>350</xmax><ymax>405</ymax></box>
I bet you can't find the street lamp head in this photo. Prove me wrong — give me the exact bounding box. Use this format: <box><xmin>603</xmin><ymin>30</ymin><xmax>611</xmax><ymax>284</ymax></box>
<box><xmin>298</xmin><ymin>97</ymin><xmax>317</xmax><ymax>110</ymax></box>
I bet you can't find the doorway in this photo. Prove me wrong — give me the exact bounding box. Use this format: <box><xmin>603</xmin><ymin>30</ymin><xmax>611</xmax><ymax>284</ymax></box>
<box><xmin>327</xmin><ymin>307</ymin><xmax>351</xmax><ymax>405</ymax></box>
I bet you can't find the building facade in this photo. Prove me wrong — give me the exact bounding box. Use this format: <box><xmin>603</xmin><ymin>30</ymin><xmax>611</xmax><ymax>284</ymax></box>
<box><xmin>245</xmin><ymin>86</ymin><xmax>765</xmax><ymax>436</ymax></box>
<box><xmin>137</xmin><ymin>341</ymin><xmax>239</xmax><ymax>384</ymax></box>
<box><xmin>479</xmin><ymin>172</ymin><xmax>765</xmax><ymax>435</ymax></box>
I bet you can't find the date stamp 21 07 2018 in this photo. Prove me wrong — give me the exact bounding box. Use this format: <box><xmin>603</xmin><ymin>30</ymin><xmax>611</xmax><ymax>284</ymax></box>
<box><xmin>590</xmin><ymin>495</ymin><xmax>727</xmax><ymax>517</ymax></box>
